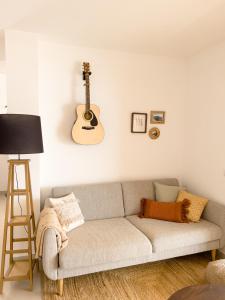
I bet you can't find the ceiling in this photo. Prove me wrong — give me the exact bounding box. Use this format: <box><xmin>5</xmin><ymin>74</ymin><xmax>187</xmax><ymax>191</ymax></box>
<box><xmin>1</xmin><ymin>0</ymin><xmax>225</xmax><ymax>57</ymax></box>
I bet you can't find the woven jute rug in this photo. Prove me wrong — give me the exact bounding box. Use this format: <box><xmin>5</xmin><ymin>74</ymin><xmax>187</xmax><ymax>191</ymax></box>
<box><xmin>42</xmin><ymin>253</ymin><xmax>209</xmax><ymax>300</ymax></box>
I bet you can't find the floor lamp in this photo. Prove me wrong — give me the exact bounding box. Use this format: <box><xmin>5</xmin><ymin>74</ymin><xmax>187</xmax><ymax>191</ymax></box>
<box><xmin>0</xmin><ymin>114</ymin><xmax>43</xmax><ymax>293</ymax></box>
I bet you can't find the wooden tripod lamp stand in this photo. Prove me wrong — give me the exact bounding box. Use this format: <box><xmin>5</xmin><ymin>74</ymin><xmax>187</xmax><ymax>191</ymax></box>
<box><xmin>0</xmin><ymin>114</ymin><xmax>43</xmax><ymax>293</ymax></box>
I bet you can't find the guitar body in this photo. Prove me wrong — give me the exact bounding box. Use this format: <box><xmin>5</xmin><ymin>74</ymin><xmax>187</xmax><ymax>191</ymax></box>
<box><xmin>72</xmin><ymin>104</ymin><xmax>104</xmax><ymax>145</ymax></box>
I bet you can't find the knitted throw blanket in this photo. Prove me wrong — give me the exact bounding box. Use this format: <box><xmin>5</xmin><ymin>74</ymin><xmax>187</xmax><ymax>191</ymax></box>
<box><xmin>35</xmin><ymin>207</ymin><xmax>68</xmax><ymax>258</ymax></box>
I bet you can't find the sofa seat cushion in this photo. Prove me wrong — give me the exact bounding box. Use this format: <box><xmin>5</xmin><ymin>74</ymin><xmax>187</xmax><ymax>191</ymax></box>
<box><xmin>59</xmin><ymin>218</ymin><xmax>152</xmax><ymax>269</ymax></box>
<box><xmin>127</xmin><ymin>215</ymin><xmax>222</xmax><ymax>252</ymax></box>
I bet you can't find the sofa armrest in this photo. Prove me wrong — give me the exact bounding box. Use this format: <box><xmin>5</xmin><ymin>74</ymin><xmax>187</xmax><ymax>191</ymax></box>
<box><xmin>42</xmin><ymin>228</ymin><xmax>59</xmax><ymax>280</ymax></box>
<box><xmin>203</xmin><ymin>199</ymin><xmax>225</xmax><ymax>248</ymax></box>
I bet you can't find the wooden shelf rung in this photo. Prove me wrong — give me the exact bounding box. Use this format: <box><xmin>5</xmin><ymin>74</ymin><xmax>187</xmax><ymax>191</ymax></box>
<box><xmin>13</xmin><ymin>189</ymin><xmax>27</xmax><ymax>193</ymax></box>
<box><xmin>8</xmin><ymin>215</ymin><xmax>32</xmax><ymax>226</ymax></box>
<box><xmin>4</xmin><ymin>275</ymin><xmax>29</xmax><ymax>282</ymax></box>
<box><xmin>10</xmin><ymin>193</ymin><xmax>28</xmax><ymax>196</ymax></box>
<box><xmin>10</xmin><ymin>189</ymin><xmax>28</xmax><ymax>196</ymax></box>
<box><xmin>13</xmin><ymin>237</ymin><xmax>35</xmax><ymax>242</ymax></box>
<box><xmin>8</xmin><ymin>159</ymin><xmax>30</xmax><ymax>164</ymax></box>
<box><xmin>5</xmin><ymin>249</ymin><xmax>29</xmax><ymax>254</ymax></box>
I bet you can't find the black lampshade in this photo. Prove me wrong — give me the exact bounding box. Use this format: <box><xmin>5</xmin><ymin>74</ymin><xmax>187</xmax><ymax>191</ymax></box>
<box><xmin>0</xmin><ymin>114</ymin><xmax>44</xmax><ymax>154</ymax></box>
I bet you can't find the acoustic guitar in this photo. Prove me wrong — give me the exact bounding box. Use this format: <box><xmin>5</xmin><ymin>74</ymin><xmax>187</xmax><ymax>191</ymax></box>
<box><xmin>72</xmin><ymin>62</ymin><xmax>104</xmax><ymax>144</ymax></box>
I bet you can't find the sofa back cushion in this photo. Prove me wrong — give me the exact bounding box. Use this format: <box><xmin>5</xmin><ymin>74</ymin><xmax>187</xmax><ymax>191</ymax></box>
<box><xmin>122</xmin><ymin>178</ymin><xmax>179</xmax><ymax>216</ymax></box>
<box><xmin>52</xmin><ymin>182</ymin><xmax>124</xmax><ymax>221</ymax></box>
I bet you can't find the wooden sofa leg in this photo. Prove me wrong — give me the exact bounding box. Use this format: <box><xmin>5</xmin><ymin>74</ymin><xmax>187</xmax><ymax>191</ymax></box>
<box><xmin>57</xmin><ymin>279</ymin><xmax>63</xmax><ymax>296</ymax></box>
<box><xmin>211</xmin><ymin>249</ymin><xmax>217</xmax><ymax>261</ymax></box>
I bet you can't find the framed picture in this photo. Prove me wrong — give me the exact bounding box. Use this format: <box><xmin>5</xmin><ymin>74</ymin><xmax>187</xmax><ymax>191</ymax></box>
<box><xmin>131</xmin><ymin>113</ymin><xmax>147</xmax><ymax>133</ymax></box>
<box><xmin>150</xmin><ymin>111</ymin><xmax>165</xmax><ymax>124</ymax></box>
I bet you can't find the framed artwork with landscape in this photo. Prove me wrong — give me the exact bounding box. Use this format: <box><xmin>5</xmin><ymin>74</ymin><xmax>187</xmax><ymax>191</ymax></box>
<box><xmin>150</xmin><ymin>111</ymin><xmax>165</xmax><ymax>124</ymax></box>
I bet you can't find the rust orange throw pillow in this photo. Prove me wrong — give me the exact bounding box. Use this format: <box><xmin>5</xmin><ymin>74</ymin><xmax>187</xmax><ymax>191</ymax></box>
<box><xmin>139</xmin><ymin>199</ymin><xmax>190</xmax><ymax>223</ymax></box>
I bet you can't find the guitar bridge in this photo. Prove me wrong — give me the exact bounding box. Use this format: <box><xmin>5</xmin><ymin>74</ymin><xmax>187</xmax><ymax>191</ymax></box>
<box><xmin>82</xmin><ymin>126</ymin><xmax>95</xmax><ymax>130</ymax></box>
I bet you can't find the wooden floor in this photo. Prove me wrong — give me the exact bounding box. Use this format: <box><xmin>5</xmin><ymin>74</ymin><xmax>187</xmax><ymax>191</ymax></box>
<box><xmin>42</xmin><ymin>253</ymin><xmax>210</xmax><ymax>300</ymax></box>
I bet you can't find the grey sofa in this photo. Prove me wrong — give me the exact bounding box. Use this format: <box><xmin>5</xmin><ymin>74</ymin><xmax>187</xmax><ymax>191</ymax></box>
<box><xmin>42</xmin><ymin>178</ymin><xmax>225</xmax><ymax>296</ymax></box>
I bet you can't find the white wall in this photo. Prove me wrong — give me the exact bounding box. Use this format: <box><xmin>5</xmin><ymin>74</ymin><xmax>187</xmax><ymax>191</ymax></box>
<box><xmin>183</xmin><ymin>41</ymin><xmax>225</xmax><ymax>204</ymax></box>
<box><xmin>0</xmin><ymin>34</ymin><xmax>7</xmax><ymax>192</ymax></box>
<box><xmin>0</xmin><ymin>73</ymin><xmax>7</xmax><ymax>191</ymax></box>
<box><xmin>0</xmin><ymin>34</ymin><xmax>5</xmax><ymax>61</ymax></box>
<box><xmin>3</xmin><ymin>31</ymin><xmax>225</xmax><ymax>214</ymax></box>
<box><xmin>39</xmin><ymin>41</ymin><xmax>187</xmax><ymax>197</ymax></box>
<box><xmin>4</xmin><ymin>30</ymin><xmax>40</xmax><ymax>216</ymax></box>
<box><xmin>0</xmin><ymin>74</ymin><xmax>6</xmax><ymax>108</ymax></box>
<box><xmin>2</xmin><ymin>31</ymin><xmax>225</xmax><ymax>250</ymax></box>
<box><xmin>0</xmin><ymin>62</ymin><xmax>5</xmax><ymax>73</ymax></box>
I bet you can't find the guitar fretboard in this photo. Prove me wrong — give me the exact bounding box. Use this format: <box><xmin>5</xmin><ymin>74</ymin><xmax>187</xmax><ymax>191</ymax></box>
<box><xmin>85</xmin><ymin>73</ymin><xmax>90</xmax><ymax>112</ymax></box>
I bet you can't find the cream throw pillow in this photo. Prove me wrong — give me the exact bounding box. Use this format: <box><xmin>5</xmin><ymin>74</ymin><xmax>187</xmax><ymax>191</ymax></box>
<box><xmin>47</xmin><ymin>192</ymin><xmax>76</xmax><ymax>207</ymax></box>
<box><xmin>54</xmin><ymin>201</ymin><xmax>84</xmax><ymax>232</ymax></box>
<box><xmin>47</xmin><ymin>192</ymin><xmax>84</xmax><ymax>232</ymax></box>
<box><xmin>176</xmin><ymin>191</ymin><xmax>208</xmax><ymax>222</ymax></box>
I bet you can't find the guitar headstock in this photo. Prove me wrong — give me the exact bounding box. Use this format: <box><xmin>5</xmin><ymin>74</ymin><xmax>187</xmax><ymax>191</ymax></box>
<box><xmin>83</xmin><ymin>62</ymin><xmax>91</xmax><ymax>80</ymax></box>
<box><xmin>83</xmin><ymin>62</ymin><xmax>90</xmax><ymax>73</ymax></box>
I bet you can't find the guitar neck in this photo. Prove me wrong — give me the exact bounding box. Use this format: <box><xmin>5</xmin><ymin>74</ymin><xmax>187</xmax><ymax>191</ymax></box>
<box><xmin>85</xmin><ymin>73</ymin><xmax>91</xmax><ymax>112</ymax></box>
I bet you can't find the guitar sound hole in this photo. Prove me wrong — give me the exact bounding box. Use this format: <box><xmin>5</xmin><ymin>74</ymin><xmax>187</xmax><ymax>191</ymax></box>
<box><xmin>84</xmin><ymin>111</ymin><xmax>93</xmax><ymax>121</ymax></box>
